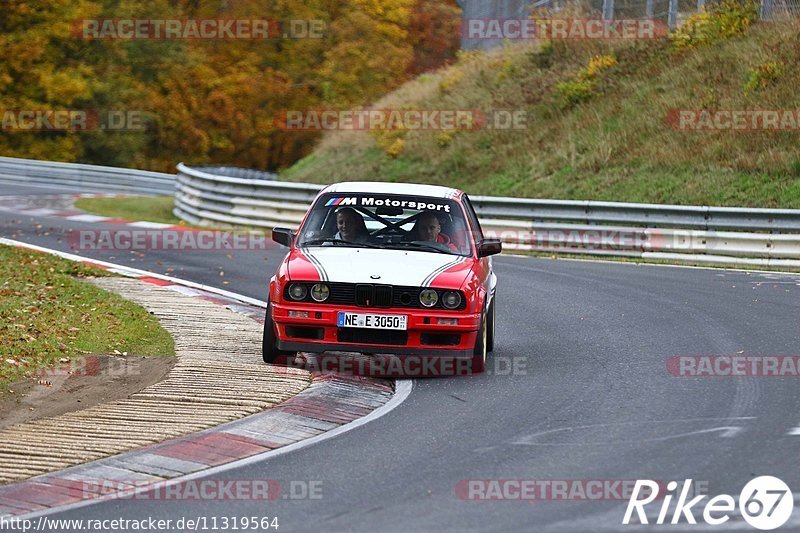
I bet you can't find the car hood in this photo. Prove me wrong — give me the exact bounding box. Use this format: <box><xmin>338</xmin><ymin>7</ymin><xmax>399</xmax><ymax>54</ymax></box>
<box><xmin>288</xmin><ymin>246</ymin><xmax>472</xmax><ymax>288</ymax></box>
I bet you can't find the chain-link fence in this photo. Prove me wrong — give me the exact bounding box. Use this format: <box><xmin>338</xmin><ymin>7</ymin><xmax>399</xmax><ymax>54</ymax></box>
<box><xmin>588</xmin><ymin>0</ymin><xmax>800</xmax><ymax>25</ymax></box>
<box><xmin>458</xmin><ymin>0</ymin><xmax>537</xmax><ymax>50</ymax></box>
<box><xmin>760</xmin><ymin>0</ymin><xmax>800</xmax><ymax>18</ymax></box>
<box><xmin>458</xmin><ymin>0</ymin><xmax>799</xmax><ymax>50</ymax></box>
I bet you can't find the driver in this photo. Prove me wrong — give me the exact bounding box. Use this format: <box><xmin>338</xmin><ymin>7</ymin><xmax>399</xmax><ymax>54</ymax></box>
<box><xmin>413</xmin><ymin>211</ymin><xmax>458</xmax><ymax>252</ymax></box>
<box><xmin>332</xmin><ymin>207</ymin><xmax>369</xmax><ymax>242</ymax></box>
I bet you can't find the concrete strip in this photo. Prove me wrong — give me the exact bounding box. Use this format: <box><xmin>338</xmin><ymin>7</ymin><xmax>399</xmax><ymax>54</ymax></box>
<box><xmin>0</xmin><ymin>373</ymin><xmax>395</xmax><ymax>517</ymax></box>
<box><xmin>0</xmin><ymin>277</ymin><xmax>311</xmax><ymax>485</ymax></box>
<box><xmin>104</xmin><ymin>454</ymin><xmax>208</xmax><ymax>477</ymax></box>
<box><xmin>0</xmin><ymin>240</ymin><xmax>397</xmax><ymax>519</ymax></box>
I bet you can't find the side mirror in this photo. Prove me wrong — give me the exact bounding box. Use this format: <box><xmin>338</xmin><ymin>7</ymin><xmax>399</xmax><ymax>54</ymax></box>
<box><xmin>477</xmin><ymin>238</ymin><xmax>502</xmax><ymax>257</ymax></box>
<box><xmin>272</xmin><ymin>227</ymin><xmax>295</xmax><ymax>247</ymax></box>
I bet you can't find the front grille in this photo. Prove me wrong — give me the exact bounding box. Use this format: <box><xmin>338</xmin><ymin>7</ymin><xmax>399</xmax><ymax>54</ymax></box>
<box><xmin>375</xmin><ymin>286</ymin><xmax>393</xmax><ymax>307</ymax></box>
<box><xmin>353</xmin><ymin>284</ymin><xmax>393</xmax><ymax>307</ymax></box>
<box><xmin>355</xmin><ymin>284</ymin><xmax>373</xmax><ymax>307</ymax></box>
<box><xmin>329</xmin><ymin>283</ymin><xmax>355</xmax><ymax>303</ymax></box>
<box><xmin>421</xmin><ymin>333</ymin><xmax>461</xmax><ymax>346</ymax></box>
<box><xmin>338</xmin><ymin>328</ymin><xmax>408</xmax><ymax>346</ymax></box>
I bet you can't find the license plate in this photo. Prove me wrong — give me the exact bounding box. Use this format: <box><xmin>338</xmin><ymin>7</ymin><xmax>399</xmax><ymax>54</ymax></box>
<box><xmin>337</xmin><ymin>312</ymin><xmax>407</xmax><ymax>330</ymax></box>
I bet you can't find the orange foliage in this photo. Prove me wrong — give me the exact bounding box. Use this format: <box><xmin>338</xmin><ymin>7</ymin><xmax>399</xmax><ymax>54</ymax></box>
<box><xmin>0</xmin><ymin>0</ymin><xmax>461</xmax><ymax>172</ymax></box>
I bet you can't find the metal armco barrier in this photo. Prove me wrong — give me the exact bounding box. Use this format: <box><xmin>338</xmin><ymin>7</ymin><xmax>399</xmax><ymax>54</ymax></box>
<box><xmin>481</xmin><ymin>221</ymin><xmax>800</xmax><ymax>267</ymax></box>
<box><xmin>469</xmin><ymin>196</ymin><xmax>800</xmax><ymax>232</ymax></box>
<box><xmin>175</xmin><ymin>163</ymin><xmax>800</xmax><ymax>268</ymax></box>
<box><xmin>0</xmin><ymin>157</ymin><xmax>798</xmax><ymax>268</ymax></box>
<box><xmin>174</xmin><ymin>163</ymin><xmax>318</xmax><ymax>228</ymax></box>
<box><xmin>0</xmin><ymin>156</ymin><xmax>175</xmax><ymax>194</ymax></box>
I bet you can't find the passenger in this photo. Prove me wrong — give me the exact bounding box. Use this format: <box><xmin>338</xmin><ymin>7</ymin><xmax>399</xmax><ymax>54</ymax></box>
<box><xmin>332</xmin><ymin>207</ymin><xmax>369</xmax><ymax>242</ymax></box>
<box><xmin>412</xmin><ymin>211</ymin><xmax>458</xmax><ymax>252</ymax></box>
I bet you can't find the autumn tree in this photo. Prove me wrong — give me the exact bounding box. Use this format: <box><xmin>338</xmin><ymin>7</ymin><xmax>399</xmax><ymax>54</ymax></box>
<box><xmin>407</xmin><ymin>0</ymin><xmax>461</xmax><ymax>76</ymax></box>
<box><xmin>0</xmin><ymin>0</ymin><xmax>463</xmax><ymax>171</ymax></box>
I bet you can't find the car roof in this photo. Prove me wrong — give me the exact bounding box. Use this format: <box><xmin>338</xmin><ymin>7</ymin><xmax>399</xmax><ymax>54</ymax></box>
<box><xmin>322</xmin><ymin>181</ymin><xmax>463</xmax><ymax>200</ymax></box>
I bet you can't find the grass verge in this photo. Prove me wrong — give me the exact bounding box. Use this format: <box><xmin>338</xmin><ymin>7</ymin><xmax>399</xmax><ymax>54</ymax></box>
<box><xmin>0</xmin><ymin>244</ymin><xmax>175</xmax><ymax>387</ymax></box>
<box><xmin>74</xmin><ymin>195</ymin><xmax>181</xmax><ymax>225</ymax></box>
<box><xmin>74</xmin><ymin>195</ymin><xmax>265</xmax><ymax>232</ymax></box>
<box><xmin>280</xmin><ymin>12</ymin><xmax>800</xmax><ymax>208</ymax></box>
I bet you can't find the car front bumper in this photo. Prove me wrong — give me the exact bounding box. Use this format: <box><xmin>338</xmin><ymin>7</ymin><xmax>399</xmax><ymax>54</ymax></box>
<box><xmin>272</xmin><ymin>301</ymin><xmax>481</xmax><ymax>356</ymax></box>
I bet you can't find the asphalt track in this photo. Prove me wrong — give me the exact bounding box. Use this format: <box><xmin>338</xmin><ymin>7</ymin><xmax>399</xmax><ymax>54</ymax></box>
<box><xmin>1</xmin><ymin>182</ymin><xmax>800</xmax><ymax>532</ymax></box>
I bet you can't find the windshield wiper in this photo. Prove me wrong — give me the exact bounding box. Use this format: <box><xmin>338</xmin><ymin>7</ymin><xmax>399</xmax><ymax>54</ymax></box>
<box><xmin>302</xmin><ymin>238</ymin><xmax>348</xmax><ymax>246</ymax></box>
<box><xmin>386</xmin><ymin>241</ymin><xmax>453</xmax><ymax>254</ymax></box>
<box><xmin>302</xmin><ymin>238</ymin><xmax>381</xmax><ymax>248</ymax></box>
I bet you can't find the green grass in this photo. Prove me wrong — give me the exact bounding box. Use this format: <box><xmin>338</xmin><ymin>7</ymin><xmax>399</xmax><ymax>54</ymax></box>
<box><xmin>280</xmin><ymin>17</ymin><xmax>800</xmax><ymax>208</ymax></box>
<box><xmin>0</xmin><ymin>245</ymin><xmax>175</xmax><ymax>387</ymax></box>
<box><xmin>74</xmin><ymin>195</ymin><xmax>257</xmax><ymax>231</ymax></box>
<box><xmin>74</xmin><ymin>196</ymin><xmax>181</xmax><ymax>225</ymax></box>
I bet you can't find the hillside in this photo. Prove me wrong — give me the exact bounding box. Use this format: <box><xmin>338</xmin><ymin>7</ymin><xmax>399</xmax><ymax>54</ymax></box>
<box><xmin>281</xmin><ymin>9</ymin><xmax>800</xmax><ymax>208</ymax></box>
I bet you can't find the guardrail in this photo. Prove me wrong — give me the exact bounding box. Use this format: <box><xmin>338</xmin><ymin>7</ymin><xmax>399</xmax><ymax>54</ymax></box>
<box><xmin>0</xmin><ymin>156</ymin><xmax>175</xmax><ymax>194</ymax></box>
<box><xmin>0</xmin><ymin>157</ymin><xmax>796</xmax><ymax>268</ymax></box>
<box><xmin>175</xmin><ymin>163</ymin><xmax>800</xmax><ymax>268</ymax></box>
<box><xmin>174</xmin><ymin>163</ymin><xmax>317</xmax><ymax>228</ymax></box>
<box><xmin>469</xmin><ymin>197</ymin><xmax>800</xmax><ymax>232</ymax></box>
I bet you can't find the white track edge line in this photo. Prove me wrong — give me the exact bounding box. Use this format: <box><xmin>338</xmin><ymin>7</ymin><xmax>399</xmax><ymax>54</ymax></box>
<box><xmin>0</xmin><ymin>237</ymin><xmax>413</xmax><ymax>519</ymax></box>
<box><xmin>14</xmin><ymin>379</ymin><xmax>413</xmax><ymax>520</ymax></box>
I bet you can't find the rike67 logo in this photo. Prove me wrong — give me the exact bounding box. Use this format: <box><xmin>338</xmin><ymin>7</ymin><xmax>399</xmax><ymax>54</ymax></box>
<box><xmin>623</xmin><ymin>477</ymin><xmax>793</xmax><ymax>530</ymax></box>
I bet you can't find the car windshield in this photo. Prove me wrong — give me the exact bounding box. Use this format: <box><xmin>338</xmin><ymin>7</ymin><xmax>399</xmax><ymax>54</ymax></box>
<box><xmin>297</xmin><ymin>193</ymin><xmax>472</xmax><ymax>256</ymax></box>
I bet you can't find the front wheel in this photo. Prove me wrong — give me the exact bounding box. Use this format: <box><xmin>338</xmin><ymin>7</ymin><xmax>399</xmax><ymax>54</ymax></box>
<box><xmin>470</xmin><ymin>311</ymin><xmax>487</xmax><ymax>374</ymax></box>
<box><xmin>486</xmin><ymin>298</ymin><xmax>495</xmax><ymax>353</ymax></box>
<box><xmin>263</xmin><ymin>303</ymin><xmax>294</xmax><ymax>364</ymax></box>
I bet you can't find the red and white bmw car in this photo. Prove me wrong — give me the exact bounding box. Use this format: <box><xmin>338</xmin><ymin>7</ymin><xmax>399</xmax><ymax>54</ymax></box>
<box><xmin>264</xmin><ymin>182</ymin><xmax>501</xmax><ymax>373</ymax></box>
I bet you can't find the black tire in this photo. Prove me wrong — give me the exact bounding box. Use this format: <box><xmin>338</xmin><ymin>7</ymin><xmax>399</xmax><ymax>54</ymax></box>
<box><xmin>263</xmin><ymin>303</ymin><xmax>293</xmax><ymax>364</ymax></box>
<box><xmin>470</xmin><ymin>310</ymin><xmax>487</xmax><ymax>374</ymax></box>
<box><xmin>486</xmin><ymin>298</ymin><xmax>495</xmax><ymax>353</ymax></box>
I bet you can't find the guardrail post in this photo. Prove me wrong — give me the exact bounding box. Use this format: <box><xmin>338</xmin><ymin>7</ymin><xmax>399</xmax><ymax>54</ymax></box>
<box><xmin>759</xmin><ymin>0</ymin><xmax>772</xmax><ymax>19</ymax></box>
<box><xmin>602</xmin><ymin>0</ymin><xmax>615</xmax><ymax>20</ymax></box>
<box><xmin>668</xmin><ymin>0</ymin><xmax>679</xmax><ymax>28</ymax></box>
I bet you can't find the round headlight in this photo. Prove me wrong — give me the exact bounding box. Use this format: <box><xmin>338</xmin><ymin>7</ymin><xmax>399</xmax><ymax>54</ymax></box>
<box><xmin>419</xmin><ymin>289</ymin><xmax>439</xmax><ymax>308</ymax></box>
<box><xmin>442</xmin><ymin>291</ymin><xmax>462</xmax><ymax>309</ymax></box>
<box><xmin>288</xmin><ymin>283</ymin><xmax>308</xmax><ymax>301</ymax></box>
<box><xmin>310</xmin><ymin>283</ymin><xmax>329</xmax><ymax>302</ymax></box>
